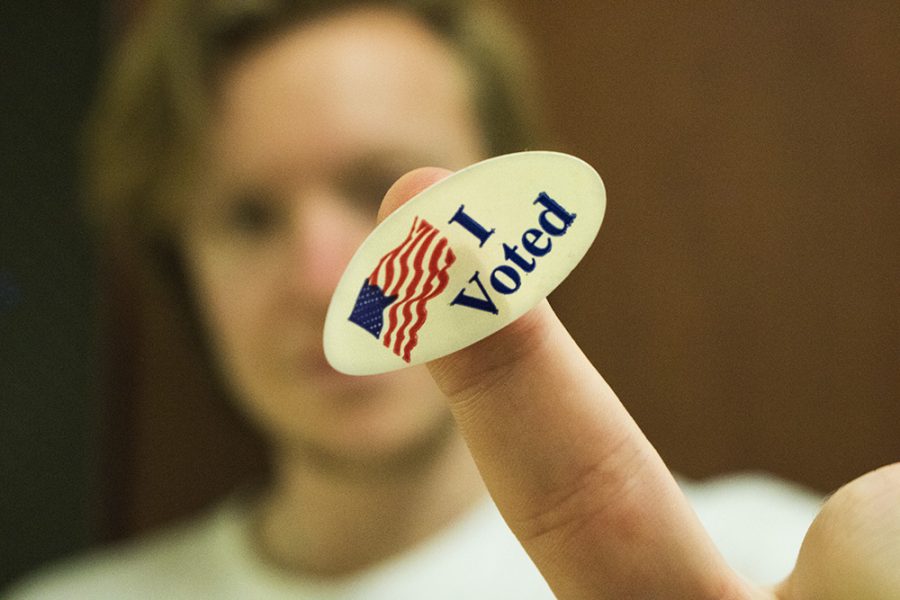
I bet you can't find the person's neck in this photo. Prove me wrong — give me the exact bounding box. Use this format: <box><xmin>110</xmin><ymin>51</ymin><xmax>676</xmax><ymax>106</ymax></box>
<box><xmin>253</xmin><ymin>430</ymin><xmax>486</xmax><ymax>577</ymax></box>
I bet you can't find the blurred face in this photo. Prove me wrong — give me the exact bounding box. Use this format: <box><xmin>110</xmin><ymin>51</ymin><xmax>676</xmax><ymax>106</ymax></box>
<box><xmin>180</xmin><ymin>8</ymin><xmax>486</xmax><ymax>466</ymax></box>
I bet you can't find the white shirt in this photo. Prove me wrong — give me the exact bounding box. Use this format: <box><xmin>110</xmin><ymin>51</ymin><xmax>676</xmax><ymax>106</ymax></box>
<box><xmin>5</xmin><ymin>473</ymin><xmax>821</xmax><ymax>599</ymax></box>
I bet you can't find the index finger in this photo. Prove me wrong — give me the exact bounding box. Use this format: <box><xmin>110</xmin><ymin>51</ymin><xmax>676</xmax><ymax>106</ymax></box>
<box><xmin>380</xmin><ymin>167</ymin><xmax>752</xmax><ymax>600</ymax></box>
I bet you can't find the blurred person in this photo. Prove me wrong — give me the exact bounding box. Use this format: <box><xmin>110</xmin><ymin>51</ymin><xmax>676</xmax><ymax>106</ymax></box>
<box><xmin>6</xmin><ymin>0</ymin><xmax>898</xmax><ymax>598</ymax></box>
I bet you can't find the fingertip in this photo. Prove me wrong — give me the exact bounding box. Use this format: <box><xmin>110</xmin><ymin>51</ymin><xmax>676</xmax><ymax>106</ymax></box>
<box><xmin>377</xmin><ymin>167</ymin><xmax>453</xmax><ymax>224</ymax></box>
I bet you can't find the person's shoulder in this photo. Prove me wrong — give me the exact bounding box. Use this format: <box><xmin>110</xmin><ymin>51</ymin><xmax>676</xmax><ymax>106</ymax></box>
<box><xmin>4</xmin><ymin>507</ymin><xmax>225</xmax><ymax>600</ymax></box>
<box><xmin>680</xmin><ymin>471</ymin><xmax>823</xmax><ymax>585</ymax></box>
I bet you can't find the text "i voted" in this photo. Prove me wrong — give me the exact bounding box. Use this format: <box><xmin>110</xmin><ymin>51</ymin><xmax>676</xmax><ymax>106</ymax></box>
<box><xmin>447</xmin><ymin>192</ymin><xmax>576</xmax><ymax>315</ymax></box>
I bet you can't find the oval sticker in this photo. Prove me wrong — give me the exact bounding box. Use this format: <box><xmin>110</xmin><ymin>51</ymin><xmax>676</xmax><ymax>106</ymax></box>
<box><xmin>324</xmin><ymin>151</ymin><xmax>606</xmax><ymax>375</ymax></box>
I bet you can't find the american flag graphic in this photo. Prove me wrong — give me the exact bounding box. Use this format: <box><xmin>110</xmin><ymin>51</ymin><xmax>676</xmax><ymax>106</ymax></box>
<box><xmin>348</xmin><ymin>217</ymin><xmax>456</xmax><ymax>362</ymax></box>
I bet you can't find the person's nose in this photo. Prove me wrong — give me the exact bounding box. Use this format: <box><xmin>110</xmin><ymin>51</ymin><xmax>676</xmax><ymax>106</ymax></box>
<box><xmin>285</xmin><ymin>192</ymin><xmax>369</xmax><ymax>307</ymax></box>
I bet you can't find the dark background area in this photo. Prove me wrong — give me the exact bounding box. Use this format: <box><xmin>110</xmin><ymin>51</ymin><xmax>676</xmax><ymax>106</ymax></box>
<box><xmin>2</xmin><ymin>0</ymin><xmax>898</xmax><ymax>590</ymax></box>
<box><xmin>1</xmin><ymin>0</ymin><xmax>104</xmax><ymax>588</ymax></box>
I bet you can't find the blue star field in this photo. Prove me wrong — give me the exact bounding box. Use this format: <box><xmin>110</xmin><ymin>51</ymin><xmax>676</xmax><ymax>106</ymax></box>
<box><xmin>348</xmin><ymin>279</ymin><xmax>397</xmax><ymax>338</ymax></box>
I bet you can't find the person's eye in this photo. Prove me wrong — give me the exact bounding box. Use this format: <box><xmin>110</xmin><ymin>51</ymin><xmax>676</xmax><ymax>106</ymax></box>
<box><xmin>224</xmin><ymin>192</ymin><xmax>278</xmax><ymax>236</ymax></box>
<box><xmin>344</xmin><ymin>172</ymin><xmax>399</xmax><ymax>213</ymax></box>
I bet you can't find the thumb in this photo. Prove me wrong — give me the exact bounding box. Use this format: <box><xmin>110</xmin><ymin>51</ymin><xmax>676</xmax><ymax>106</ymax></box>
<box><xmin>779</xmin><ymin>462</ymin><xmax>900</xmax><ymax>600</ymax></box>
<box><xmin>380</xmin><ymin>168</ymin><xmax>751</xmax><ymax>599</ymax></box>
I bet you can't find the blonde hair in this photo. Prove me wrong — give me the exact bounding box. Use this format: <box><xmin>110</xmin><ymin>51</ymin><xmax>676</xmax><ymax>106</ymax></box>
<box><xmin>84</xmin><ymin>0</ymin><xmax>543</xmax><ymax>264</ymax></box>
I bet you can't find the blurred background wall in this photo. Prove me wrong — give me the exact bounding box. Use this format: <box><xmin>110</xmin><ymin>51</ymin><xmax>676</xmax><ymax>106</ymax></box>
<box><xmin>543</xmin><ymin>1</ymin><xmax>899</xmax><ymax>488</ymax></box>
<box><xmin>2</xmin><ymin>0</ymin><xmax>898</xmax><ymax>589</ymax></box>
<box><xmin>520</xmin><ymin>1</ymin><xmax>900</xmax><ymax>495</ymax></box>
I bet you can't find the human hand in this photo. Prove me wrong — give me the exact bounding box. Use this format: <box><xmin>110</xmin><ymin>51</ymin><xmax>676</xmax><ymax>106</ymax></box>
<box><xmin>379</xmin><ymin>167</ymin><xmax>900</xmax><ymax>600</ymax></box>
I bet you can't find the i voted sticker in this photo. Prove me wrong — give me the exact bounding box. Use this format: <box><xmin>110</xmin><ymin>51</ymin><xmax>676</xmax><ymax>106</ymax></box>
<box><xmin>324</xmin><ymin>151</ymin><xmax>606</xmax><ymax>375</ymax></box>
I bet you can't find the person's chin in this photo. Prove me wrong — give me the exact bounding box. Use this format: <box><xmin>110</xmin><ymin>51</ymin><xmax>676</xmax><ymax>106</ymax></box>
<box><xmin>286</xmin><ymin>408</ymin><xmax>458</xmax><ymax>478</ymax></box>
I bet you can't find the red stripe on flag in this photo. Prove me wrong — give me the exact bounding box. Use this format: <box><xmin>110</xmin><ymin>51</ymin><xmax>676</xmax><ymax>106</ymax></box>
<box><xmin>392</xmin><ymin>237</ymin><xmax>448</xmax><ymax>355</ymax></box>
<box><xmin>370</xmin><ymin>217</ymin><xmax>419</xmax><ymax>291</ymax></box>
<box><xmin>399</xmin><ymin>240</ymin><xmax>455</xmax><ymax>361</ymax></box>
<box><xmin>389</xmin><ymin>228</ymin><xmax>438</xmax><ymax>355</ymax></box>
<box><xmin>382</xmin><ymin>222</ymin><xmax>435</xmax><ymax>348</ymax></box>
